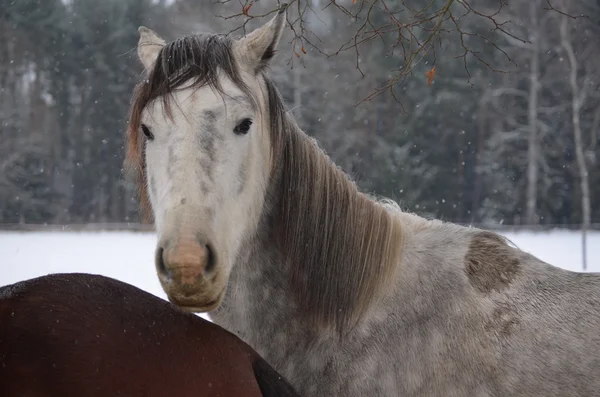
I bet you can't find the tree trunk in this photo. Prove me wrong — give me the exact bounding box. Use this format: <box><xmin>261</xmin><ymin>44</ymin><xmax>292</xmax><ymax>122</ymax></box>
<box><xmin>526</xmin><ymin>0</ymin><xmax>541</xmax><ymax>225</ymax></box>
<box><xmin>591</xmin><ymin>105</ymin><xmax>600</xmax><ymax>151</ymax></box>
<box><xmin>293</xmin><ymin>61</ymin><xmax>302</xmax><ymax>125</ymax></box>
<box><xmin>472</xmin><ymin>90</ymin><xmax>490</xmax><ymax>223</ymax></box>
<box><xmin>560</xmin><ymin>15</ymin><xmax>591</xmax><ymax>271</ymax></box>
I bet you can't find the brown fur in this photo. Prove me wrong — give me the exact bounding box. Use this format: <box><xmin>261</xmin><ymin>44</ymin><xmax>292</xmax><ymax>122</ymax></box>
<box><xmin>465</xmin><ymin>231</ymin><xmax>521</xmax><ymax>293</ymax></box>
<box><xmin>0</xmin><ymin>273</ymin><xmax>300</xmax><ymax>397</ymax></box>
<box><xmin>125</xmin><ymin>32</ymin><xmax>405</xmax><ymax>334</ymax></box>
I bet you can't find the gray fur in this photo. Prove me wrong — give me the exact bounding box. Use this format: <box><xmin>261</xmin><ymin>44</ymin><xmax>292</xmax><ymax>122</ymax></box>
<box><xmin>236</xmin><ymin>158</ymin><xmax>247</xmax><ymax>196</ymax></box>
<box><xmin>198</xmin><ymin>155</ymin><xmax>214</xmax><ymax>183</ymax></box>
<box><xmin>198</xmin><ymin>132</ymin><xmax>216</xmax><ymax>162</ymax></box>
<box><xmin>212</xmin><ymin>219</ymin><xmax>600</xmax><ymax>397</ymax></box>
<box><xmin>203</xmin><ymin>110</ymin><xmax>217</xmax><ymax>124</ymax></box>
<box><xmin>167</xmin><ymin>145</ymin><xmax>174</xmax><ymax>177</ymax></box>
<box><xmin>229</xmin><ymin>95</ymin><xmax>254</xmax><ymax>110</ymax></box>
<box><xmin>200</xmin><ymin>181</ymin><xmax>209</xmax><ymax>195</ymax></box>
<box><xmin>149</xmin><ymin>174</ymin><xmax>157</xmax><ymax>201</ymax></box>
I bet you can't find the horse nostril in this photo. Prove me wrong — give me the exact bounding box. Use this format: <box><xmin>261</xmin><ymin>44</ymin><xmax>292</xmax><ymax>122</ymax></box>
<box><xmin>204</xmin><ymin>243</ymin><xmax>216</xmax><ymax>275</ymax></box>
<box><xmin>155</xmin><ymin>247</ymin><xmax>170</xmax><ymax>279</ymax></box>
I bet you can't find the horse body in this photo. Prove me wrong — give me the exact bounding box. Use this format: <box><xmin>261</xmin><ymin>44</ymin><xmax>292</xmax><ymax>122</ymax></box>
<box><xmin>0</xmin><ymin>273</ymin><xmax>300</xmax><ymax>397</ymax></box>
<box><xmin>215</xmin><ymin>216</ymin><xmax>600</xmax><ymax>396</ymax></box>
<box><xmin>127</xmin><ymin>5</ymin><xmax>600</xmax><ymax>396</ymax></box>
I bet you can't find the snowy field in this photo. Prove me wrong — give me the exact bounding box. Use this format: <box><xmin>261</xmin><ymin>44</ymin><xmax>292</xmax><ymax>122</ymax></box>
<box><xmin>1</xmin><ymin>229</ymin><xmax>599</xmax><ymax>321</ymax></box>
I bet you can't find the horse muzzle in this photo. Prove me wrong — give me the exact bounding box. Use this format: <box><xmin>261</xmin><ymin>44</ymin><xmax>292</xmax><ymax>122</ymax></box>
<box><xmin>155</xmin><ymin>236</ymin><xmax>225</xmax><ymax>312</ymax></box>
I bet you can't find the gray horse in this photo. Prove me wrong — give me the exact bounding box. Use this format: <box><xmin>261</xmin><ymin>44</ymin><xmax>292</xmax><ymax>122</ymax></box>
<box><xmin>126</xmin><ymin>5</ymin><xmax>600</xmax><ymax>396</ymax></box>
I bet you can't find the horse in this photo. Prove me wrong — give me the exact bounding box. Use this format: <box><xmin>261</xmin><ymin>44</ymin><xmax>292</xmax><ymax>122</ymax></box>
<box><xmin>0</xmin><ymin>273</ymin><xmax>300</xmax><ymax>397</ymax></box>
<box><xmin>125</xmin><ymin>3</ymin><xmax>600</xmax><ymax>396</ymax></box>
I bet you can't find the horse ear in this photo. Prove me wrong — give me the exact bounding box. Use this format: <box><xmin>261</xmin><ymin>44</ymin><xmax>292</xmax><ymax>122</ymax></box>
<box><xmin>234</xmin><ymin>3</ymin><xmax>287</xmax><ymax>73</ymax></box>
<box><xmin>137</xmin><ymin>26</ymin><xmax>166</xmax><ymax>72</ymax></box>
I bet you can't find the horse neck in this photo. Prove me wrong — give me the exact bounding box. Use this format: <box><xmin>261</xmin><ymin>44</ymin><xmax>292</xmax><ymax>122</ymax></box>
<box><xmin>276</xmin><ymin>124</ymin><xmax>404</xmax><ymax>333</ymax></box>
<box><xmin>209</xmin><ymin>217</ymin><xmax>301</xmax><ymax>352</ymax></box>
<box><xmin>211</xmin><ymin>119</ymin><xmax>404</xmax><ymax>347</ymax></box>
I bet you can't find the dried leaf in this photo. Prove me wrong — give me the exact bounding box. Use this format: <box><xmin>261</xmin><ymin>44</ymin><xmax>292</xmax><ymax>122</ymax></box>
<box><xmin>242</xmin><ymin>1</ymin><xmax>254</xmax><ymax>16</ymax></box>
<box><xmin>301</xmin><ymin>46</ymin><xmax>307</xmax><ymax>54</ymax></box>
<box><xmin>426</xmin><ymin>66</ymin><xmax>436</xmax><ymax>87</ymax></box>
<box><xmin>352</xmin><ymin>0</ymin><xmax>357</xmax><ymax>3</ymax></box>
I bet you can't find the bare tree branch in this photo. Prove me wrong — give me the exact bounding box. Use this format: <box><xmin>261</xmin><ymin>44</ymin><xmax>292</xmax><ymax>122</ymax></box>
<box><xmin>544</xmin><ymin>0</ymin><xmax>588</xmax><ymax>19</ymax></box>
<box><xmin>216</xmin><ymin>0</ymin><xmax>582</xmax><ymax>105</ymax></box>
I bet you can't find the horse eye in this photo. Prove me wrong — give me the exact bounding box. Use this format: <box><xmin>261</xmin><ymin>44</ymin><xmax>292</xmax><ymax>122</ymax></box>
<box><xmin>141</xmin><ymin>124</ymin><xmax>154</xmax><ymax>141</ymax></box>
<box><xmin>233</xmin><ymin>118</ymin><xmax>252</xmax><ymax>135</ymax></box>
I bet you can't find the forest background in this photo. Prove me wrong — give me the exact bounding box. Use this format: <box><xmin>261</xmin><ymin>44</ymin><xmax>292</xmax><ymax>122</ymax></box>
<box><xmin>1</xmin><ymin>0</ymin><xmax>599</xmax><ymax>230</ymax></box>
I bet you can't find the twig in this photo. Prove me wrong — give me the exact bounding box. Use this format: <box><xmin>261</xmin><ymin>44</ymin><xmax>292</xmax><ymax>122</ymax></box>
<box><xmin>216</xmin><ymin>0</ymin><xmax>582</xmax><ymax>105</ymax></box>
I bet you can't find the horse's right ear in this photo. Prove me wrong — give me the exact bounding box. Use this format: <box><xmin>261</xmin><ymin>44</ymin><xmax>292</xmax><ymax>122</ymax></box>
<box><xmin>234</xmin><ymin>3</ymin><xmax>288</xmax><ymax>73</ymax></box>
<box><xmin>137</xmin><ymin>26</ymin><xmax>166</xmax><ymax>72</ymax></box>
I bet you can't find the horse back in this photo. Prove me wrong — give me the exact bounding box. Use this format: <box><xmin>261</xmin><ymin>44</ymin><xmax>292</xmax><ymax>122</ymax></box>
<box><xmin>0</xmin><ymin>273</ymin><xmax>299</xmax><ymax>397</ymax></box>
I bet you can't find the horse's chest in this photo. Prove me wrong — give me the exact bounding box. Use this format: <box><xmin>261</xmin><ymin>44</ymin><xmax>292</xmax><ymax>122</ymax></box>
<box><xmin>213</xmin><ymin>268</ymin><xmax>400</xmax><ymax>396</ymax></box>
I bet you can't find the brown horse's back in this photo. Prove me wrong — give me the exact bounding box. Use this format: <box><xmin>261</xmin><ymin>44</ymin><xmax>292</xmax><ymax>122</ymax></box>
<box><xmin>0</xmin><ymin>273</ymin><xmax>299</xmax><ymax>397</ymax></box>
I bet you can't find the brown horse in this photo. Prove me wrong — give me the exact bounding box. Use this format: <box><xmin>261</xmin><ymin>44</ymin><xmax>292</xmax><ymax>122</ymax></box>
<box><xmin>0</xmin><ymin>273</ymin><xmax>300</xmax><ymax>397</ymax></box>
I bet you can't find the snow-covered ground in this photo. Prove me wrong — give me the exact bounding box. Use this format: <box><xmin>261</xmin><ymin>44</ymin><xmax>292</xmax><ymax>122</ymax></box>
<box><xmin>1</xmin><ymin>231</ymin><xmax>164</xmax><ymax>298</ymax></box>
<box><xmin>1</xmin><ymin>229</ymin><xmax>599</xmax><ymax>321</ymax></box>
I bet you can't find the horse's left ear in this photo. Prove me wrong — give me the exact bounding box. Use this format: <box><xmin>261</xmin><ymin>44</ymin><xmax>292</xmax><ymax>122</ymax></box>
<box><xmin>234</xmin><ymin>3</ymin><xmax>287</xmax><ymax>73</ymax></box>
<box><xmin>137</xmin><ymin>26</ymin><xmax>166</xmax><ymax>72</ymax></box>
